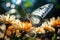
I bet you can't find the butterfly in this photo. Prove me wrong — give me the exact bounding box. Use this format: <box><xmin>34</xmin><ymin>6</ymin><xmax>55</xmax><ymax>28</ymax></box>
<box><xmin>30</xmin><ymin>4</ymin><xmax>54</xmax><ymax>27</ymax></box>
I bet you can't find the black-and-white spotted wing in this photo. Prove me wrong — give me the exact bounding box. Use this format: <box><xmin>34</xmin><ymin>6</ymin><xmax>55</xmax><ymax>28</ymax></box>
<box><xmin>31</xmin><ymin>4</ymin><xmax>53</xmax><ymax>26</ymax></box>
<box><xmin>31</xmin><ymin>4</ymin><xmax>53</xmax><ymax>18</ymax></box>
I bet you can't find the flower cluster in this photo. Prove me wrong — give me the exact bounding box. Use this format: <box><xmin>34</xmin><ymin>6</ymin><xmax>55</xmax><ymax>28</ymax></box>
<box><xmin>0</xmin><ymin>14</ymin><xmax>60</xmax><ymax>40</ymax></box>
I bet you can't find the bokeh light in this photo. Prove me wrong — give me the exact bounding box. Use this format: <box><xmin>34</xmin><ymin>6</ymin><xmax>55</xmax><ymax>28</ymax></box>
<box><xmin>10</xmin><ymin>9</ymin><xmax>16</xmax><ymax>13</ymax></box>
<box><xmin>6</xmin><ymin>2</ymin><xmax>11</xmax><ymax>7</ymax></box>
<box><xmin>11</xmin><ymin>0</ymin><xmax>21</xmax><ymax>5</ymax></box>
<box><xmin>11</xmin><ymin>4</ymin><xmax>15</xmax><ymax>8</ymax></box>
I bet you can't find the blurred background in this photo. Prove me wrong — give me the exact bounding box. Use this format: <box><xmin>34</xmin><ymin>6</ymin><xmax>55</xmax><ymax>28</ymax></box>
<box><xmin>0</xmin><ymin>0</ymin><xmax>60</xmax><ymax>19</ymax></box>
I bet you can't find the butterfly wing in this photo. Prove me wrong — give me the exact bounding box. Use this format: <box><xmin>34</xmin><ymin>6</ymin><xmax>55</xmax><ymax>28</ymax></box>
<box><xmin>31</xmin><ymin>4</ymin><xmax>54</xmax><ymax>26</ymax></box>
<box><xmin>31</xmin><ymin>4</ymin><xmax>53</xmax><ymax>18</ymax></box>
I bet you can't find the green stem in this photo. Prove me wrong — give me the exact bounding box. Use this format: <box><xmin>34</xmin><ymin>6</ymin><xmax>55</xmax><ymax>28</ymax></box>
<box><xmin>52</xmin><ymin>33</ymin><xmax>57</xmax><ymax>40</ymax></box>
